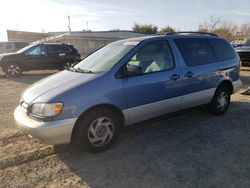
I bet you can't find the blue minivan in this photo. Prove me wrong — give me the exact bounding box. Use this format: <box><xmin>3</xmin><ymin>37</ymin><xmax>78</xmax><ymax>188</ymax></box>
<box><xmin>14</xmin><ymin>32</ymin><xmax>242</xmax><ymax>153</ymax></box>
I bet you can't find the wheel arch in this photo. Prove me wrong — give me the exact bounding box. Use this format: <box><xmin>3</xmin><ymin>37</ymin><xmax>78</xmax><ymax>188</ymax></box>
<box><xmin>71</xmin><ymin>104</ymin><xmax>125</xmax><ymax>143</ymax></box>
<box><xmin>2</xmin><ymin>61</ymin><xmax>23</xmax><ymax>71</ymax></box>
<box><xmin>217</xmin><ymin>80</ymin><xmax>234</xmax><ymax>95</ymax></box>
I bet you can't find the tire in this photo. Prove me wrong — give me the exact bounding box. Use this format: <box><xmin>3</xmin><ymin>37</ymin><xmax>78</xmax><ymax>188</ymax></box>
<box><xmin>208</xmin><ymin>86</ymin><xmax>231</xmax><ymax>115</ymax></box>
<box><xmin>73</xmin><ymin>108</ymin><xmax>120</xmax><ymax>153</ymax></box>
<box><xmin>58</xmin><ymin>62</ymin><xmax>70</xmax><ymax>71</ymax></box>
<box><xmin>5</xmin><ymin>63</ymin><xmax>22</xmax><ymax>77</ymax></box>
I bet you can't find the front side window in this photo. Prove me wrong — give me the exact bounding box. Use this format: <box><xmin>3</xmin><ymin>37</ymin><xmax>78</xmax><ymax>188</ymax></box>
<box><xmin>174</xmin><ymin>38</ymin><xmax>216</xmax><ymax>66</ymax></box>
<box><xmin>27</xmin><ymin>45</ymin><xmax>45</xmax><ymax>56</ymax></box>
<box><xmin>127</xmin><ymin>40</ymin><xmax>175</xmax><ymax>74</ymax></box>
<box><xmin>74</xmin><ymin>41</ymin><xmax>137</xmax><ymax>73</ymax></box>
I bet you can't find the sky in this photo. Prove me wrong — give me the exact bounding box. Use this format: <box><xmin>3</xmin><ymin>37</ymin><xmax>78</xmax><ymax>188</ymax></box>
<box><xmin>0</xmin><ymin>0</ymin><xmax>250</xmax><ymax>41</ymax></box>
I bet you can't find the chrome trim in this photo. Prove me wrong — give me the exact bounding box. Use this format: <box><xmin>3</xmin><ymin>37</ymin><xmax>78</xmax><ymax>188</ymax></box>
<box><xmin>14</xmin><ymin>106</ymin><xmax>77</xmax><ymax>145</ymax></box>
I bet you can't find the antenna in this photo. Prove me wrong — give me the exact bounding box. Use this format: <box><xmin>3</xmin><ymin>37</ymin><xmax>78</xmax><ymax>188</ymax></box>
<box><xmin>68</xmin><ymin>15</ymin><xmax>71</xmax><ymax>33</ymax></box>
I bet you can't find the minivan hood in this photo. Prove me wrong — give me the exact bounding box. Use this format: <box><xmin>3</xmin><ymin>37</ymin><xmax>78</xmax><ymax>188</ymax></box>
<box><xmin>22</xmin><ymin>70</ymin><xmax>100</xmax><ymax>104</ymax></box>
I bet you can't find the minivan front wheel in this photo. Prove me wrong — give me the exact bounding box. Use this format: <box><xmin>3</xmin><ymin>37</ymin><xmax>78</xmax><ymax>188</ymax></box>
<box><xmin>209</xmin><ymin>86</ymin><xmax>230</xmax><ymax>115</ymax></box>
<box><xmin>73</xmin><ymin>108</ymin><xmax>120</xmax><ymax>153</ymax></box>
<box><xmin>6</xmin><ymin>63</ymin><xmax>22</xmax><ymax>77</ymax></box>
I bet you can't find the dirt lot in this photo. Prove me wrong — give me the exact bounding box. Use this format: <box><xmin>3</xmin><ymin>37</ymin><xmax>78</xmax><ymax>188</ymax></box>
<box><xmin>0</xmin><ymin>70</ymin><xmax>250</xmax><ymax>188</ymax></box>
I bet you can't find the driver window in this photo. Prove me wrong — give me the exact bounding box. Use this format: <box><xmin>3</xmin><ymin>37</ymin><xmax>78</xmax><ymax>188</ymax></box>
<box><xmin>27</xmin><ymin>45</ymin><xmax>45</xmax><ymax>56</ymax></box>
<box><xmin>127</xmin><ymin>40</ymin><xmax>175</xmax><ymax>74</ymax></box>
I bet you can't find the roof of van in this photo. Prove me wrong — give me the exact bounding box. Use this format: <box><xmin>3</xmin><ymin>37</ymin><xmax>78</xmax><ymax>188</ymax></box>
<box><xmin>119</xmin><ymin>32</ymin><xmax>220</xmax><ymax>43</ymax></box>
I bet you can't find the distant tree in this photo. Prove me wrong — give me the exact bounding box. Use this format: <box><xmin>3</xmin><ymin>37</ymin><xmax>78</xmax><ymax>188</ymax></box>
<box><xmin>240</xmin><ymin>23</ymin><xmax>250</xmax><ymax>39</ymax></box>
<box><xmin>109</xmin><ymin>28</ymin><xmax>121</xmax><ymax>31</ymax></box>
<box><xmin>132</xmin><ymin>23</ymin><xmax>158</xmax><ymax>34</ymax></box>
<box><xmin>82</xmin><ymin>29</ymin><xmax>92</xmax><ymax>32</ymax></box>
<box><xmin>158</xmin><ymin>26</ymin><xmax>175</xmax><ymax>34</ymax></box>
<box><xmin>198</xmin><ymin>16</ymin><xmax>223</xmax><ymax>32</ymax></box>
<box><xmin>213</xmin><ymin>22</ymin><xmax>238</xmax><ymax>41</ymax></box>
<box><xmin>198</xmin><ymin>17</ymin><xmax>238</xmax><ymax>41</ymax></box>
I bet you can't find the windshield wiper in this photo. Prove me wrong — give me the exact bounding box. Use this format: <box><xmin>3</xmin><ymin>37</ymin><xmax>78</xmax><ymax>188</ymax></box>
<box><xmin>67</xmin><ymin>67</ymin><xmax>93</xmax><ymax>73</ymax></box>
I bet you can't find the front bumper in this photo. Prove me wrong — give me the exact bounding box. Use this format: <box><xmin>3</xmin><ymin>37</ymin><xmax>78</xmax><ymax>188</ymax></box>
<box><xmin>14</xmin><ymin>106</ymin><xmax>77</xmax><ymax>145</ymax></box>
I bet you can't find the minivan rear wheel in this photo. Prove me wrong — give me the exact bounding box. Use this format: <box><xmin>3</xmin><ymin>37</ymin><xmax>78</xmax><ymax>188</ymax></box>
<box><xmin>73</xmin><ymin>108</ymin><xmax>120</xmax><ymax>153</ymax></box>
<box><xmin>6</xmin><ymin>63</ymin><xmax>22</xmax><ymax>77</ymax></box>
<box><xmin>208</xmin><ymin>86</ymin><xmax>230</xmax><ymax>115</ymax></box>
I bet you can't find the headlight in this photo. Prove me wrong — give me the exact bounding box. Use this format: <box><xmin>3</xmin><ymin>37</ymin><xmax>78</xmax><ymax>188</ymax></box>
<box><xmin>30</xmin><ymin>103</ymin><xmax>63</xmax><ymax>117</ymax></box>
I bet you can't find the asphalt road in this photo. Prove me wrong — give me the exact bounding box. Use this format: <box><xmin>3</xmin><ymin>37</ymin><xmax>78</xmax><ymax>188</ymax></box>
<box><xmin>0</xmin><ymin>70</ymin><xmax>250</xmax><ymax>188</ymax></box>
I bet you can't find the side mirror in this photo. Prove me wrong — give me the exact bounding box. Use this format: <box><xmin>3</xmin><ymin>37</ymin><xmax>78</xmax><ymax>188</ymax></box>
<box><xmin>124</xmin><ymin>64</ymin><xmax>143</xmax><ymax>77</ymax></box>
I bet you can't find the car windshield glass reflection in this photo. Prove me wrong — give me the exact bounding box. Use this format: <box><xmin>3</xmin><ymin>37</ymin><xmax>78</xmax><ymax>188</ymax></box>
<box><xmin>73</xmin><ymin>41</ymin><xmax>138</xmax><ymax>73</ymax></box>
<box><xmin>17</xmin><ymin>44</ymin><xmax>37</xmax><ymax>53</ymax></box>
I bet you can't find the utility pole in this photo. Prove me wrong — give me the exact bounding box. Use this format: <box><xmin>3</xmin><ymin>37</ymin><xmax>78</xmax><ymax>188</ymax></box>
<box><xmin>68</xmin><ymin>15</ymin><xmax>71</xmax><ymax>34</ymax></box>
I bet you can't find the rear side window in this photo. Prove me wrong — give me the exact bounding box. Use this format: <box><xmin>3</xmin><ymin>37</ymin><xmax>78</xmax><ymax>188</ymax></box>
<box><xmin>58</xmin><ymin>45</ymin><xmax>72</xmax><ymax>53</ymax></box>
<box><xmin>208</xmin><ymin>38</ymin><xmax>236</xmax><ymax>60</ymax></box>
<box><xmin>174</xmin><ymin>38</ymin><xmax>216</xmax><ymax>66</ymax></box>
<box><xmin>46</xmin><ymin>45</ymin><xmax>59</xmax><ymax>54</ymax></box>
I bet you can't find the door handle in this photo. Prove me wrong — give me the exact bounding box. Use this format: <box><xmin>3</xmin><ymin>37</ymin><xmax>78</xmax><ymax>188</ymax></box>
<box><xmin>170</xmin><ymin>74</ymin><xmax>180</xmax><ymax>81</ymax></box>
<box><xmin>185</xmin><ymin>71</ymin><xmax>193</xmax><ymax>78</ymax></box>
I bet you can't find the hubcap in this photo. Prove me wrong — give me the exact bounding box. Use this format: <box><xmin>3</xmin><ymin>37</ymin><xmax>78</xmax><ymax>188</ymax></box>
<box><xmin>7</xmin><ymin>64</ymin><xmax>21</xmax><ymax>76</ymax></box>
<box><xmin>217</xmin><ymin>92</ymin><xmax>228</xmax><ymax>111</ymax></box>
<box><xmin>88</xmin><ymin>117</ymin><xmax>115</xmax><ymax>147</ymax></box>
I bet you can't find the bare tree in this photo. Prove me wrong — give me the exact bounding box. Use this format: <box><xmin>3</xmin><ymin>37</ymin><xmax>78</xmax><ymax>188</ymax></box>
<box><xmin>214</xmin><ymin>22</ymin><xmax>238</xmax><ymax>41</ymax></box>
<box><xmin>240</xmin><ymin>23</ymin><xmax>250</xmax><ymax>40</ymax></box>
<box><xmin>198</xmin><ymin>17</ymin><xmax>238</xmax><ymax>41</ymax></box>
<box><xmin>198</xmin><ymin>16</ymin><xmax>223</xmax><ymax>32</ymax></box>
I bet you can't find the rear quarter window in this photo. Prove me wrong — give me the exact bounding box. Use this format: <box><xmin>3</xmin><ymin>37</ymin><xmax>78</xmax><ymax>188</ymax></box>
<box><xmin>174</xmin><ymin>38</ymin><xmax>217</xmax><ymax>66</ymax></box>
<box><xmin>208</xmin><ymin>38</ymin><xmax>236</xmax><ymax>61</ymax></box>
<box><xmin>58</xmin><ymin>45</ymin><xmax>72</xmax><ymax>53</ymax></box>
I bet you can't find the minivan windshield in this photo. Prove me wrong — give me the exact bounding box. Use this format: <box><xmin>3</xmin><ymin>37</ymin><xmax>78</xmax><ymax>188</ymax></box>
<box><xmin>73</xmin><ymin>41</ymin><xmax>138</xmax><ymax>73</ymax></box>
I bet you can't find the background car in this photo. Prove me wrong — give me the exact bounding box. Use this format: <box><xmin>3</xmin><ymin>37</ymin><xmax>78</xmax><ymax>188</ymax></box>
<box><xmin>236</xmin><ymin>39</ymin><xmax>250</xmax><ymax>66</ymax></box>
<box><xmin>0</xmin><ymin>43</ymin><xmax>81</xmax><ymax>77</ymax></box>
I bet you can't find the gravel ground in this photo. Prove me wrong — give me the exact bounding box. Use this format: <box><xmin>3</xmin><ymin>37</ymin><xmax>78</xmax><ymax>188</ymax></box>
<box><xmin>0</xmin><ymin>70</ymin><xmax>250</xmax><ymax>188</ymax></box>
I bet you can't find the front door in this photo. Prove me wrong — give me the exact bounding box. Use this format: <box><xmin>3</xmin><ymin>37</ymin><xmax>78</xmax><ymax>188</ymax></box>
<box><xmin>22</xmin><ymin>44</ymin><xmax>47</xmax><ymax>70</ymax></box>
<box><xmin>122</xmin><ymin>40</ymin><xmax>182</xmax><ymax>124</ymax></box>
